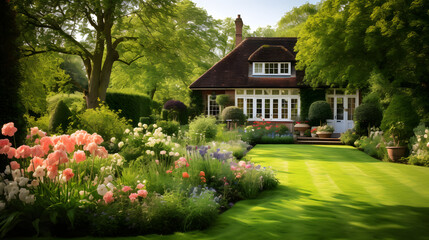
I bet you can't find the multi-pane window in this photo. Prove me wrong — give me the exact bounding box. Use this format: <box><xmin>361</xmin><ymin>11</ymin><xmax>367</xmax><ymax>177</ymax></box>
<box><xmin>281</xmin><ymin>99</ymin><xmax>288</xmax><ymax>119</ymax></box>
<box><xmin>254</xmin><ymin>63</ymin><xmax>263</xmax><ymax>74</ymax></box>
<box><xmin>291</xmin><ymin>99</ymin><xmax>298</xmax><ymax>121</ymax></box>
<box><xmin>273</xmin><ymin>99</ymin><xmax>279</xmax><ymax>119</ymax></box>
<box><xmin>256</xmin><ymin>99</ymin><xmax>262</xmax><ymax>118</ymax></box>
<box><xmin>264</xmin><ymin>99</ymin><xmax>270</xmax><ymax>119</ymax></box>
<box><xmin>252</xmin><ymin>62</ymin><xmax>291</xmax><ymax>75</ymax></box>
<box><xmin>237</xmin><ymin>98</ymin><xmax>244</xmax><ymax>109</ymax></box>
<box><xmin>208</xmin><ymin>95</ymin><xmax>219</xmax><ymax>116</ymax></box>
<box><xmin>247</xmin><ymin>98</ymin><xmax>253</xmax><ymax>118</ymax></box>
<box><xmin>348</xmin><ymin>98</ymin><xmax>356</xmax><ymax>120</ymax></box>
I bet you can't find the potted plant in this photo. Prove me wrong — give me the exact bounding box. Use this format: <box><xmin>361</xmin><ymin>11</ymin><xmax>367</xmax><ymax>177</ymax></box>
<box><xmin>294</xmin><ymin>121</ymin><xmax>310</xmax><ymax>136</ymax></box>
<box><xmin>380</xmin><ymin>95</ymin><xmax>419</xmax><ymax>162</ymax></box>
<box><xmin>316</xmin><ymin>125</ymin><xmax>334</xmax><ymax>138</ymax></box>
<box><xmin>311</xmin><ymin>128</ymin><xmax>318</xmax><ymax>138</ymax></box>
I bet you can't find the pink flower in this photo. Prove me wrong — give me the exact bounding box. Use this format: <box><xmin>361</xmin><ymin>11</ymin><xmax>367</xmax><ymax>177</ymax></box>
<box><xmin>7</xmin><ymin>147</ymin><xmax>16</xmax><ymax>159</ymax></box>
<box><xmin>46</xmin><ymin>150</ymin><xmax>68</xmax><ymax>166</ymax></box>
<box><xmin>427</xmin><ymin>142</ymin><xmax>429</xmax><ymax>148</ymax></box>
<box><xmin>62</xmin><ymin>168</ymin><xmax>74</xmax><ymax>181</ymax></box>
<box><xmin>103</xmin><ymin>191</ymin><xmax>114</xmax><ymax>204</ymax></box>
<box><xmin>245</xmin><ymin>164</ymin><xmax>252</xmax><ymax>169</ymax></box>
<box><xmin>91</xmin><ymin>133</ymin><xmax>104</xmax><ymax>145</ymax></box>
<box><xmin>0</xmin><ymin>139</ymin><xmax>11</xmax><ymax>148</ymax></box>
<box><xmin>182</xmin><ymin>172</ymin><xmax>190</xmax><ymax>178</ymax></box>
<box><xmin>166</xmin><ymin>170</ymin><xmax>172</xmax><ymax>174</ymax></box>
<box><xmin>129</xmin><ymin>193</ymin><xmax>138</xmax><ymax>202</ymax></box>
<box><xmin>40</xmin><ymin>137</ymin><xmax>54</xmax><ymax>155</ymax></box>
<box><xmin>160</xmin><ymin>150</ymin><xmax>167</xmax><ymax>155</ymax></box>
<box><xmin>27</xmin><ymin>156</ymin><xmax>44</xmax><ymax>172</ymax></box>
<box><xmin>136</xmin><ymin>183</ymin><xmax>145</xmax><ymax>189</ymax></box>
<box><xmin>47</xmin><ymin>165</ymin><xmax>58</xmax><ymax>180</ymax></box>
<box><xmin>84</xmin><ymin>142</ymin><xmax>98</xmax><ymax>155</ymax></box>
<box><xmin>73</xmin><ymin>150</ymin><xmax>86</xmax><ymax>163</ymax></box>
<box><xmin>231</xmin><ymin>166</ymin><xmax>237</xmax><ymax>171</ymax></box>
<box><xmin>137</xmin><ymin>190</ymin><xmax>148</xmax><ymax>198</ymax></box>
<box><xmin>95</xmin><ymin>146</ymin><xmax>108</xmax><ymax>159</ymax></box>
<box><xmin>30</xmin><ymin>127</ymin><xmax>39</xmax><ymax>137</ymax></box>
<box><xmin>236</xmin><ymin>174</ymin><xmax>242</xmax><ymax>179</ymax></box>
<box><xmin>0</xmin><ymin>145</ymin><xmax>10</xmax><ymax>154</ymax></box>
<box><xmin>31</xmin><ymin>145</ymin><xmax>44</xmax><ymax>157</ymax></box>
<box><xmin>2</xmin><ymin>122</ymin><xmax>17</xmax><ymax>137</ymax></box>
<box><xmin>10</xmin><ymin>161</ymin><xmax>20</xmax><ymax>170</ymax></box>
<box><xmin>238</xmin><ymin>161</ymin><xmax>246</xmax><ymax>167</ymax></box>
<box><xmin>122</xmin><ymin>186</ymin><xmax>132</xmax><ymax>192</ymax></box>
<box><xmin>15</xmin><ymin>145</ymin><xmax>31</xmax><ymax>159</ymax></box>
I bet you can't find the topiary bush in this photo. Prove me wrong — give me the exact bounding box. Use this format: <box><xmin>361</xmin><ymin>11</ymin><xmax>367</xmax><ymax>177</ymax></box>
<box><xmin>163</xmin><ymin>100</ymin><xmax>188</xmax><ymax>125</ymax></box>
<box><xmin>221</xmin><ymin>106</ymin><xmax>246</xmax><ymax>124</ymax></box>
<box><xmin>354</xmin><ymin>103</ymin><xmax>383</xmax><ymax>136</ymax></box>
<box><xmin>216</xmin><ymin>94</ymin><xmax>230</xmax><ymax>109</ymax></box>
<box><xmin>381</xmin><ymin>94</ymin><xmax>419</xmax><ymax>146</ymax></box>
<box><xmin>47</xmin><ymin>92</ymin><xmax>85</xmax><ymax>113</ymax></box>
<box><xmin>78</xmin><ymin>104</ymin><xmax>131</xmax><ymax>145</ymax></box>
<box><xmin>49</xmin><ymin>100</ymin><xmax>72</xmax><ymax>133</ymax></box>
<box><xmin>299</xmin><ymin>88</ymin><xmax>326</xmax><ymax>121</ymax></box>
<box><xmin>188</xmin><ymin>115</ymin><xmax>218</xmax><ymax>144</ymax></box>
<box><xmin>308</xmin><ymin>101</ymin><xmax>332</xmax><ymax>126</ymax></box>
<box><xmin>105</xmin><ymin>90</ymin><xmax>152</xmax><ymax>126</ymax></box>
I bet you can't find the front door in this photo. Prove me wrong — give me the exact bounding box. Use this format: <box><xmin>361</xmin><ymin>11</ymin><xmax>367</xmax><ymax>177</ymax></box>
<box><xmin>327</xmin><ymin>95</ymin><xmax>358</xmax><ymax>133</ymax></box>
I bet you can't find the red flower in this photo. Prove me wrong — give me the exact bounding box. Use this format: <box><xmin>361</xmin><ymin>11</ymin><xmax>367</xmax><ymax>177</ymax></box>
<box><xmin>199</xmin><ymin>171</ymin><xmax>205</xmax><ymax>177</ymax></box>
<box><xmin>182</xmin><ymin>172</ymin><xmax>190</xmax><ymax>178</ymax></box>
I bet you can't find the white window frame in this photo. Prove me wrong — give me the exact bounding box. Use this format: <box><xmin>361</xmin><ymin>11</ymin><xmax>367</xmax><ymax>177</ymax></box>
<box><xmin>207</xmin><ymin>95</ymin><xmax>220</xmax><ymax>116</ymax></box>
<box><xmin>235</xmin><ymin>89</ymin><xmax>300</xmax><ymax>121</ymax></box>
<box><xmin>252</xmin><ymin>62</ymin><xmax>291</xmax><ymax>75</ymax></box>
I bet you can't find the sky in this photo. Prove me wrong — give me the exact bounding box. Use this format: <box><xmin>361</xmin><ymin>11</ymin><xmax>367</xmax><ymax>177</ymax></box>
<box><xmin>192</xmin><ymin>0</ymin><xmax>320</xmax><ymax>31</ymax></box>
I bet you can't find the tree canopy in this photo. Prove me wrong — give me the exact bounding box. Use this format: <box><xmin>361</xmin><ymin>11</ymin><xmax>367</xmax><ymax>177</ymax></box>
<box><xmin>296</xmin><ymin>0</ymin><xmax>429</xmax><ymax>119</ymax></box>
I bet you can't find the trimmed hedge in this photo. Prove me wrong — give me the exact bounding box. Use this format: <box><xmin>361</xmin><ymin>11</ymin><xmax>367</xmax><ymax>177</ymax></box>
<box><xmin>354</xmin><ymin>103</ymin><xmax>383</xmax><ymax>136</ymax></box>
<box><xmin>163</xmin><ymin>100</ymin><xmax>188</xmax><ymax>125</ymax></box>
<box><xmin>221</xmin><ymin>106</ymin><xmax>246</xmax><ymax>124</ymax></box>
<box><xmin>308</xmin><ymin>101</ymin><xmax>332</xmax><ymax>126</ymax></box>
<box><xmin>49</xmin><ymin>100</ymin><xmax>72</xmax><ymax>133</ymax></box>
<box><xmin>105</xmin><ymin>91</ymin><xmax>152</xmax><ymax>126</ymax></box>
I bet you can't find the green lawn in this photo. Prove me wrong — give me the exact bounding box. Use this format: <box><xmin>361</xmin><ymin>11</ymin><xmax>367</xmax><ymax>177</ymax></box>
<box><xmin>44</xmin><ymin>145</ymin><xmax>429</xmax><ymax>240</ymax></box>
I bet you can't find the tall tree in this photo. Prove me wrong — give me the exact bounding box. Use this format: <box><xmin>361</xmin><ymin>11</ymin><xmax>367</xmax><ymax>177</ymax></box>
<box><xmin>110</xmin><ymin>0</ymin><xmax>222</xmax><ymax>102</ymax></box>
<box><xmin>15</xmin><ymin>0</ymin><xmax>174</xmax><ymax>108</ymax></box>
<box><xmin>0</xmin><ymin>0</ymin><xmax>26</xmax><ymax>170</ymax></box>
<box><xmin>296</xmin><ymin>0</ymin><xmax>429</xmax><ymax>119</ymax></box>
<box><xmin>276</xmin><ymin>3</ymin><xmax>319</xmax><ymax>37</ymax></box>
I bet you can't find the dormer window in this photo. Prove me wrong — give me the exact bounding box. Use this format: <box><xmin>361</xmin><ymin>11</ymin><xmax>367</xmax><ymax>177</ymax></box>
<box><xmin>252</xmin><ymin>62</ymin><xmax>291</xmax><ymax>75</ymax></box>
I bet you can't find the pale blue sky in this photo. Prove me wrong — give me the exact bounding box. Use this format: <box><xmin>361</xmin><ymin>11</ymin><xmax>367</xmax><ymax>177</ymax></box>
<box><xmin>192</xmin><ymin>0</ymin><xmax>320</xmax><ymax>31</ymax></box>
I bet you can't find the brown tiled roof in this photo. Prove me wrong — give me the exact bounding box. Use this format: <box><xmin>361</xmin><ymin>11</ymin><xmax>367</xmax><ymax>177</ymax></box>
<box><xmin>189</xmin><ymin>37</ymin><xmax>303</xmax><ymax>89</ymax></box>
<box><xmin>248</xmin><ymin>45</ymin><xmax>295</xmax><ymax>62</ymax></box>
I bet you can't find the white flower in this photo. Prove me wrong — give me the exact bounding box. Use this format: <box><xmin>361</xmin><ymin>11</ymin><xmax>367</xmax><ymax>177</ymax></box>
<box><xmin>89</xmin><ymin>194</ymin><xmax>94</xmax><ymax>200</ymax></box>
<box><xmin>118</xmin><ymin>141</ymin><xmax>124</xmax><ymax>148</ymax></box>
<box><xmin>19</xmin><ymin>188</ymin><xmax>30</xmax><ymax>202</ymax></box>
<box><xmin>107</xmin><ymin>182</ymin><xmax>115</xmax><ymax>190</ymax></box>
<box><xmin>12</xmin><ymin>169</ymin><xmax>21</xmax><ymax>180</ymax></box>
<box><xmin>169</xmin><ymin>152</ymin><xmax>174</xmax><ymax>156</ymax></box>
<box><xmin>175</xmin><ymin>152</ymin><xmax>180</xmax><ymax>157</ymax></box>
<box><xmin>4</xmin><ymin>165</ymin><xmax>10</xmax><ymax>175</ymax></box>
<box><xmin>424</xmin><ymin>134</ymin><xmax>428</xmax><ymax>139</ymax></box>
<box><xmin>138</xmin><ymin>122</ymin><xmax>142</xmax><ymax>127</ymax></box>
<box><xmin>31</xmin><ymin>180</ymin><xmax>39</xmax><ymax>188</ymax></box>
<box><xmin>146</xmin><ymin>150</ymin><xmax>151</xmax><ymax>155</ymax></box>
<box><xmin>175</xmin><ymin>143</ymin><xmax>180</xmax><ymax>148</ymax></box>
<box><xmin>426</xmin><ymin>129</ymin><xmax>428</xmax><ymax>134</ymax></box>
<box><xmin>100</xmin><ymin>167</ymin><xmax>105</xmax><ymax>173</ymax></box>
<box><xmin>153</xmin><ymin>124</ymin><xmax>157</xmax><ymax>128</ymax></box>
<box><xmin>110</xmin><ymin>137</ymin><xmax>116</xmax><ymax>143</ymax></box>
<box><xmin>160</xmin><ymin>150</ymin><xmax>166</xmax><ymax>155</ymax></box>
<box><xmin>116</xmin><ymin>158</ymin><xmax>123</xmax><ymax>166</ymax></box>
<box><xmin>150</xmin><ymin>151</ymin><xmax>155</xmax><ymax>156</ymax></box>
<box><xmin>0</xmin><ymin>201</ymin><xmax>5</xmax><ymax>211</ymax></box>
<box><xmin>124</xmin><ymin>129</ymin><xmax>130</xmax><ymax>134</ymax></box>
<box><xmin>97</xmin><ymin>184</ymin><xmax>108</xmax><ymax>196</ymax></box>
<box><xmin>25</xmin><ymin>195</ymin><xmax>35</xmax><ymax>204</ymax></box>
<box><xmin>143</xmin><ymin>124</ymin><xmax>148</xmax><ymax>129</ymax></box>
<box><xmin>79</xmin><ymin>190</ymin><xmax>85</xmax><ymax>196</ymax></box>
<box><xmin>33</xmin><ymin>166</ymin><xmax>45</xmax><ymax>178</ymax></box>
<box><xmin>18</xmin><ymin>177</ymin><xmax>29</xmax><ymax>187</ymax></box>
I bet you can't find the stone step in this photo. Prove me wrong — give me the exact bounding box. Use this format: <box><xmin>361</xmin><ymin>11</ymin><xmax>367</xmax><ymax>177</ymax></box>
<box><xmin>296</xmin><ymin>140</ymin><xmax>343</xmax><ymax>145</ymax></box>
<box><xmin>297</xmin><ymin>136</ymin><xmax>341</xmax><ymax>141</ymax></box>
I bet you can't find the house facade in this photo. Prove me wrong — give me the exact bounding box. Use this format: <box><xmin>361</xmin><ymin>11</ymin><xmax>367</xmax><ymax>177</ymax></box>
<box><xmin>189</xmin><ymin>15</ymin><xmax>360</xmax><ymax>133</ymax></box>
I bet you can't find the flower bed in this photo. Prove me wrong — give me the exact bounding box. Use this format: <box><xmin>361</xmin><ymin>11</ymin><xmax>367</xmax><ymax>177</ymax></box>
<box><xmin>0</xmin><ymin>122</ymin><xmax>278</xmax><ymax>237</ymax></box>
<box><xmin>242</xmin><ymin>121</ymin><xmax>293</xmax><ymax>145</ymax></box>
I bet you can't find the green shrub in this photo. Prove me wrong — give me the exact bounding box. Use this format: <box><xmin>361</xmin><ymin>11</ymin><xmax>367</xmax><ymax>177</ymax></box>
<box><xmin>105</xmin><ymin>90</ymin><xmax>152</xmax><ymax>126</ymax></box>
<box><xmin>216</xmin><ymin>94</ymin><xmax>230</xmax><ymax>108</ymax></box>
<box><xmin>340</xmin><ymin>129</ymin><xmax>359</xmax><ymax>146</ymax></box>
<box><xmin>188</xmin><ymin>91</ymin><xmax>204</xmax><ymax>119</ymax></box>
<box><xmin>49</xmin><ymin>100</ymin><xmax>72</xmax><ymax>133</ymax></box>
<box><xmin>299</xmin><ymin>88</ymin><xmax>326</xmax><ymax>121</ymax></box>
<box><xmin>354</xmin><ymin>103</ymin><xmax>383</xmax><ymax>136</ymax></box>
<box><xmin>139</xmin><ymin>116</ymin><xmax>154</xmax><ymax>125</ymax></box>
<box><xmin>47</xmin><ymin>92</ymin><xmax>85</xmax><ymax>113</ymax></box>
<box><xmin>381</xmin><ymin>94</ymin><xmax>419</xmax><ymax>146</ymax></box>
<box><xmin>221</xmin><ymin>106</ymin><xmax>246</xmax><ymax>124</ymax></box>
<box><xmin>25</xmin><ymin>114</ymin><xmax>50</xmax><ymax>132</ymax></box>
<box><xmin>156</xmin><ymin>120</ymin><xmax>180</xmax><ymax>136</ymax></box>
<box><xmin>78</xmin><ymin>104</ymin><xmax>131</xmax><ymax>144</ymax></box>
<box><xmin>317</xmin><ymin>125</ymin><xmax>334</xmax><ymax>133</ymax></box>
<box><xmin>188</xmin><ymin>115</ymin><xmax>218</xmax><ymax>144</ymax></box>
<box><xmin>308</xmin><ymin>101</ymin><xmax>332</xmax><ymax>126</ymax></box>
<box><xmin>355</xmin><ymin>134</ymin><xmax>388</xmax><ymax>160</ymax></box>
<box><xmin>163</xmin><ymin>100</ymin><xmax>188</xmax><ymax>125</ymax></box>
<box><xmin>407</xmin><ymin>124</ymin><xmax>429</xmax><ymax>167</ymax></box>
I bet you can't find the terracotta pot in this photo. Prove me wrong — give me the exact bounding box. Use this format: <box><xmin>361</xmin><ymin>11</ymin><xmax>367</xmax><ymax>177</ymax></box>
<box><xmin>316</xmin><ymin>131</ymin><xmax>332</xmax><ymax>138</ymax></box>
<box><xmin>386</xmin><ymin>146</ymin><xmax>407</xmax><ymax>162</ymax></box>
<box><xmin>294</xmin><ymin>123</ymin><xmax>310</xmax><ymax>137</ymax></box>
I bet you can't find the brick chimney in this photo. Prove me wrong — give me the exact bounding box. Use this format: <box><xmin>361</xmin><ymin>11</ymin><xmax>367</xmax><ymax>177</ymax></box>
<box><xmin>235</xmin><ymin>14</ymin><xmax>243</xmax><ymax>47</ymax></box>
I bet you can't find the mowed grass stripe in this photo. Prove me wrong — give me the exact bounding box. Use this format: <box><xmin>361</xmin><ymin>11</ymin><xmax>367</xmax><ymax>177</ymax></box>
<box><xmin>67</xmin><ymin>144</ymin><xmax>429</xmax><ymax>240</ymax></box>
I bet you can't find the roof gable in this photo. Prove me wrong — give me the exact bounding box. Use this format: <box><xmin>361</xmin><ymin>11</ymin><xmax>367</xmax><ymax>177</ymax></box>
<box><xmin>248</xmin><ymin>45</ymin><xmax>296</xmax><ymax>62</ymax></box>
<box><xmin>189</xmin><ymin>37</ymin><xmax>303</xmax><ymax>89</ymax></box>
